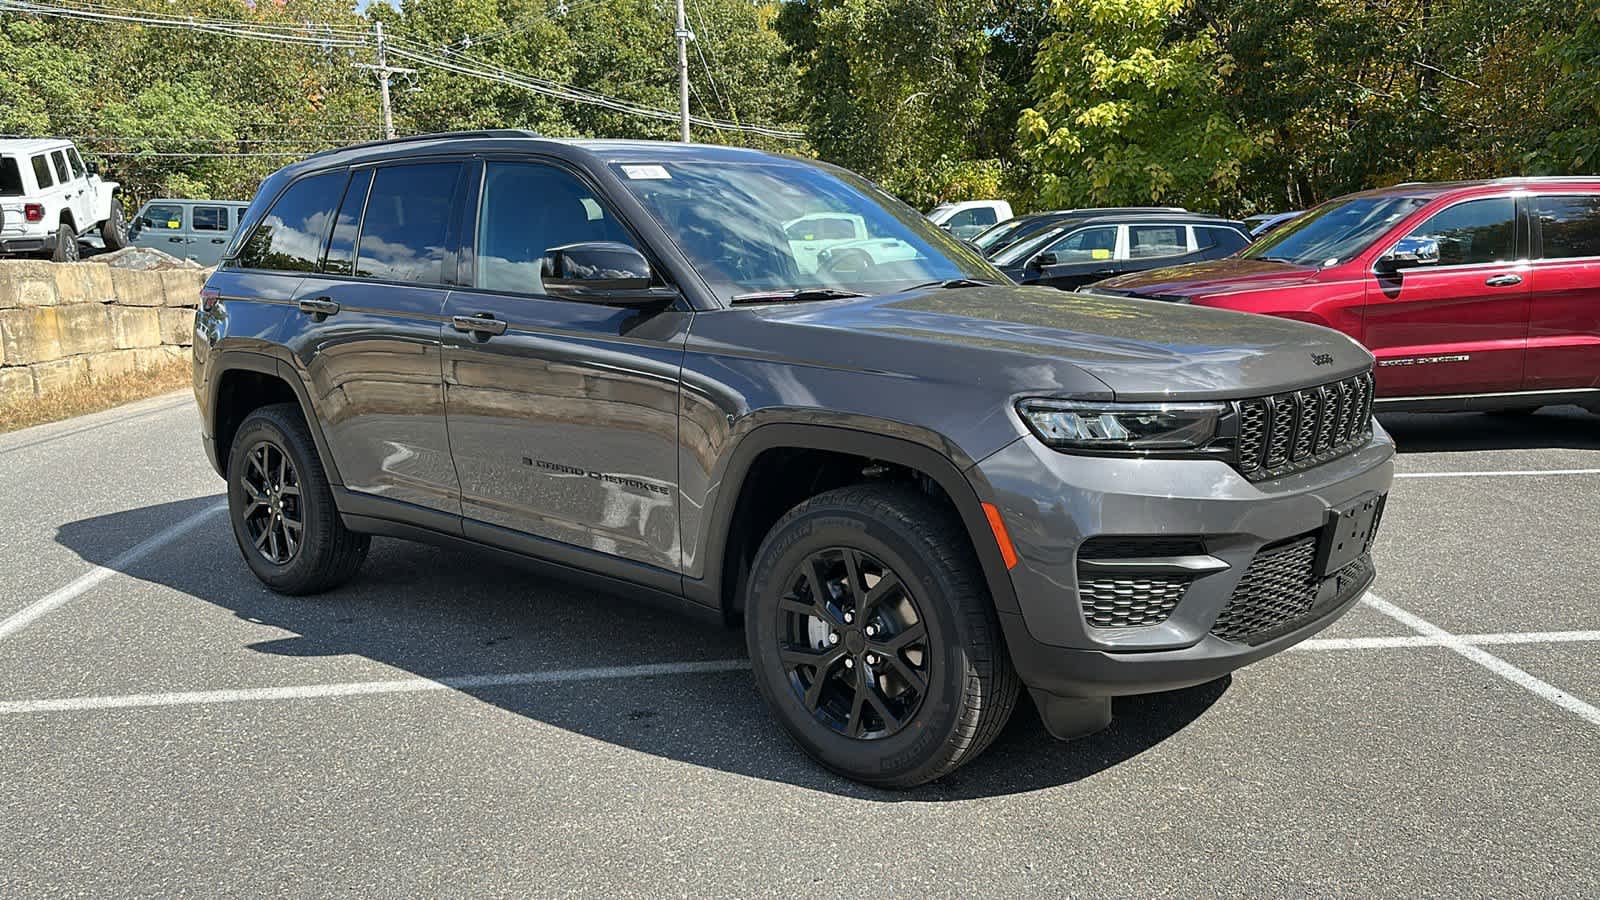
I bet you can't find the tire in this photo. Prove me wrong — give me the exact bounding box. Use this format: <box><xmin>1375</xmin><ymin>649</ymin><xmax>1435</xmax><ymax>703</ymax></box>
<box><xmin>226</xmin><ymin>403</ymin><xmax>369</xmax><ymax>595</ymax></box>
<box><xmin>100</xmin><ymin>203</ymin><xmax>127</xmax><ymax>250</ymax></box>
<box><xmin>49</xmin><ymin>223</ymin><xmax>79</xmax><ymax>262</ymax></box>
<box><xmin>744</xmin><ymin>484</ymin><xmax>1019</xmax><ymax>788</ymax></box>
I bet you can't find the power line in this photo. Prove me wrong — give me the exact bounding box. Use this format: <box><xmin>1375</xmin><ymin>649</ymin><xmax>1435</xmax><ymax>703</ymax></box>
<box><xmin>0</xmin><ymin>0</ymin><xmax>803</xmax><ymax>140</ymax></box>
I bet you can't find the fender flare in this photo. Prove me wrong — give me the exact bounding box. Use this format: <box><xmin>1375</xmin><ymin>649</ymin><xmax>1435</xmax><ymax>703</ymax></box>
<box><xmin>205</xmin><ymin>348</ymin><xmax>343</xmax><ymax>486</ymax></box>
<box><xmin>685</xmin><ymin>422</ymin><xmax>1019</xmax><ymax>617</ymax></box>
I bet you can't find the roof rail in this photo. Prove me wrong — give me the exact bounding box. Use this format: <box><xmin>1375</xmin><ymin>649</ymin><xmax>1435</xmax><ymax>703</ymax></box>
<box><xmin>1491</xmin><ymin>175</ymin><xmax>1600</xmax><ymax>184</ymax></box>
<box><xmin>302</xmin><ymin>128</ymin><xmax>542</xmax><ymax>161</ymax></box>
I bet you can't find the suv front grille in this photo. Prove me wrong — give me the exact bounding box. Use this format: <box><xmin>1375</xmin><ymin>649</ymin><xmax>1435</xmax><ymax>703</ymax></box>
<box><xmin>1235</xmin><ymin>372</ymin><xmax>1374</xmax><ymax>481</ymax></box>
<box><xmin>1076</xmin><ymin>537</ymin><xmax>1205</xmax><ymax>629</ymax></box>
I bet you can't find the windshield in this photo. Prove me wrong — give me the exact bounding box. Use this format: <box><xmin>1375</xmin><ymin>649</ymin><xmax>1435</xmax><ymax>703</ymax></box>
<box><xmin>970</xmin><ymin>217</ymin><xmax>1032</xmax><ymax>252</ymax></box>
<box><xmin>612</xmin><ymin>160</ymin><xmax>1003</xmax><ymax>301</ymax></box>
<box><xmin>1242</xmin><ymin>196</ymin><xmax>1427</xmax><ymax>266</ymax></box>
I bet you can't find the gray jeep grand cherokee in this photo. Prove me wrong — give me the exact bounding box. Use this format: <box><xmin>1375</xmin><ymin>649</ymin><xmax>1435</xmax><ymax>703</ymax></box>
<box><xmin>193</xmin><ymin>131</ymin><xmax>1392</xmax><ymax>787</ymax></box>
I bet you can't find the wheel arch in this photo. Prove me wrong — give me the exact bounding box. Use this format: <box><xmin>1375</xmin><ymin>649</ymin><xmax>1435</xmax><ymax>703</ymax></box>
<box><xmin>688</xmin><ymin>422</ymin><xmax>1019</xmax><ymax>622</ymax></box>
<box><xmin>206</xmin><ymin>350</ymin><xmax>342</xmax><ymax>486</ymax></box>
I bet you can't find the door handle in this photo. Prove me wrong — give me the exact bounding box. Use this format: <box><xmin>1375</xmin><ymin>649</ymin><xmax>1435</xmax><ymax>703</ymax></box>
<box><xmin>452</xmin><ymin>313</ymin><xmax>509</xmax><ymax>337</ymax></box>
<box><xmin>167</xmin><ymin>236</ymin><xmax>183</xmax><ymax>243</ymax></box>
<box><xmin>210</xmin><ymin>238</ymin><xmax>226</xmax><ymax>244</ymax></box>
<box><xmin>297</xmin><ymin>296</ymin><xmax>340</xmax><ymax>317</ymax></box>
<box><xmin>1485</xmin><ymin>273</ymin><xmax>1523</xmax><ymax>287</ymax></box>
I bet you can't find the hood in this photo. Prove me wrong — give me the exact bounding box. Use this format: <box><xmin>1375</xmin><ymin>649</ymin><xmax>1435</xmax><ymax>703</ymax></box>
<box><xmin>1093</xmin><ymin>258</ymin><xmax>1320</xmax><ymax>301</ymax></box>
<box><xmin>728</xmin><ymin>284</ymin><xmax>1371</xmax><ymax>402</ymax></box>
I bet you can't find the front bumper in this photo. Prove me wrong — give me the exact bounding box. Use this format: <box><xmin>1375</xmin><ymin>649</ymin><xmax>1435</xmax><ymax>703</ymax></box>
<box><xmin>974</xmin><ymin>423</ymin><xmax>1394</xmax><ymax>699</ymax></box>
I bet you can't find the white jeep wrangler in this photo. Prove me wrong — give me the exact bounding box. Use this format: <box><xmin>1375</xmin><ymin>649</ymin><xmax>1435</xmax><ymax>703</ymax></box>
<box><xmin>0</xmin><ymin>138</ymin><xmax>128</xmax><ymax>262</ymax></box>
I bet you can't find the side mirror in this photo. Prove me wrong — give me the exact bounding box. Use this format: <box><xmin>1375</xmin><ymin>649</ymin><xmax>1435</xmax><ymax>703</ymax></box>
<box><xmin>86</xmin><ymin>160</ymin><xmax>100</xmax><ymax>175</ymax></box>
<box><xmin>1376</xmin><ymin>236</ymin><xmax>1440</xmax><ymax>274</ymax></box>
<box><xmin>541</xmin><ymin>241</ymin><xmax>675</xmax><ymax>307</ymax></box>
<box><xmin>1029</xmin><ymin>251</ymin><xmax>1059</xmax><ymax>270</ymax></box>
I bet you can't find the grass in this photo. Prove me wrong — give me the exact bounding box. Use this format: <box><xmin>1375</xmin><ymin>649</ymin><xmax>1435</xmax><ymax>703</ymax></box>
<box><xmin>0</xmin><ymin>357</ymin><xmax>191</xmax><ymax>434</ymax></box>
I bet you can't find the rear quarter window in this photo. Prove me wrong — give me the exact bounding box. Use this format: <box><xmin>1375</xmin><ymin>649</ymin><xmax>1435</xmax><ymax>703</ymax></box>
<box><xmin>235</xmin><ymin>170</ymin><xmax>347</xmax><ymax>272</ymax></box>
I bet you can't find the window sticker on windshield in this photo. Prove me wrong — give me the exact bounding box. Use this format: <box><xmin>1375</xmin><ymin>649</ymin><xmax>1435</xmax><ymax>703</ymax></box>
<box><xmin>621</xmin><ymin>164</ymin><xmax>670</xmax><ymax>180</ymax></box>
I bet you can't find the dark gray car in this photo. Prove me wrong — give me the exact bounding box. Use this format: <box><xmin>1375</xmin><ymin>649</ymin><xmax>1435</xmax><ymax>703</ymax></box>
<box><xmin>192</xmin><ymin>131</ymin><xmax>1392</xmax><ymax>787</ymax></box>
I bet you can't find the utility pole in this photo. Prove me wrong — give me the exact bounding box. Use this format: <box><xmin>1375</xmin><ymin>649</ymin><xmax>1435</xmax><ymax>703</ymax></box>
<box><xmin>355</xmin><ymin>20</ymin><xmax>414</xmax><ymax>140</ymax></box>
<box><xmin>673</xmin><ymin>0</ymin><xmax>692</xmax><ymax>142</ymax></box>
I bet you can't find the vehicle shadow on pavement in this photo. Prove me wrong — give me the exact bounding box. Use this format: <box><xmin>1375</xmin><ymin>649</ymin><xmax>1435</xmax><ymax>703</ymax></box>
<box><xmin>56</xmin><ymin>497</ymin><xmax>1227</xmax><ymax>801</ymax></box>
<box><xmin>1379</xmin><ymin>406</ymin><xmax>1600</xmax><ymax>453</ymax></box>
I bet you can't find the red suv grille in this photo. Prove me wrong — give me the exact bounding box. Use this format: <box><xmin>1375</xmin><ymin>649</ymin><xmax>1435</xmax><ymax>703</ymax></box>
<box><xmin>1235</xmin><ymin>372</ymin><xmax>1373</xmax><ymax>481</ymax></box>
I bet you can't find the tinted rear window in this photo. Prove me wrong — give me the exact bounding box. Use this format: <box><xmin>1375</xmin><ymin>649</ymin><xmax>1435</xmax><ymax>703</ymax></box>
<box><xmin>1536</xmin><ymin>195</ymin><xmax>1600</xmax><ymax>260</ymax></box>
<box><xmin>0</xmin><ymin>158</ymin><xmax>22</xmax><ymax>196</ymax></box>
<box><xmin>235</xmin><ymin>171</ymin><xmax>346</xmax><ymax>272</ymax></box>
<box><xmin>355</xmin><ymin>163</ymin><xmax>459</xmax><ymax>284</ymax></box>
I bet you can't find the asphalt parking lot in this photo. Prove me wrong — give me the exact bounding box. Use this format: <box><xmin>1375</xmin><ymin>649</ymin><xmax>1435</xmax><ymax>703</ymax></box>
<box><xmin>1</xmin><ymin>394</ymin><xmax>1596</xmax><ymax>896</ymax></box>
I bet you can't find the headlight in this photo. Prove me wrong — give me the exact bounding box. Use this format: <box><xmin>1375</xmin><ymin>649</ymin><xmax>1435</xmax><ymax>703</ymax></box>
<box><xmin>1016</xmin><ymin>399</ymin><xmax>1226</xmax><ymax>452</ymax></box>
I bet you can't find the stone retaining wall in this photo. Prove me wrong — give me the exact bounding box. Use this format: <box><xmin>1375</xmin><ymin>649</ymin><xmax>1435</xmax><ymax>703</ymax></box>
<box><xmin>0</xmin><ymin>260</ymin><xmax>208</xmax><ymax>405</ymax></box>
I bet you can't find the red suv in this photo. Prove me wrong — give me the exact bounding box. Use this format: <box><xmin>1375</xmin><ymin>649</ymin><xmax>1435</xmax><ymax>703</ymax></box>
<box><xmin>1093</xmin><ymin>178</ymin><xmax>1600</xmax><ymax>412</ymax></box>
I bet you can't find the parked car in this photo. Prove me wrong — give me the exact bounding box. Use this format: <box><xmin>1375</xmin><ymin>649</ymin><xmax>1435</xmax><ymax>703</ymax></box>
<box><xmin>783</xmin><ymin>211</ymin><xmax>918</xmax><ymax>274</ymax></box>
<box><xmin>970</xmin><ymin>207</ymin><xmax>1189</xmax><ymax>258</ymax></box>
<box><xmin>927</xmin><ymin>199</ymin><xmax>1013</xmax><ymax>240</ymax></box>
<box><xmin>991</xmin><ymin>212</ymin><xmax>1251</xmax><ymax>291</ymax></box>
<box><xmin>195</xmin><ymin>131</ymin><xmax>1391</xmax><ymax>786</ymax></box>
<box><xmin>129</xmin><ymin>198</ymin><xmax>252</xmax><ymax>267</ymax></box>
<box><xmin>1093</xmin><ymin>177</ymin><xmax>1600</xmax><ymax>413</ymax></box>
<box><xmin>0</xmin><ymin>138</ymin><xmax>126</xmax><ymax>261</ymax></box>
<box><xmin>1244</xmin><ymin>210</ymin><xmax>1303</xmax><ymax>239</ymax></box>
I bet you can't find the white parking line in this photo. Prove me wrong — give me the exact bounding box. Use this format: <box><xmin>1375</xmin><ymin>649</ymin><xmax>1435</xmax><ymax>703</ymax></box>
<box><xmin>1362</xmin><ymin>594</ymin><xmax>1600</xmax><ymax>726</ymax></box>
<box><xmin>1397</xmin><ymin>468</ymin><xmax>1600</xmax><ymax>479</ymax></box>
<box><xmin>1295</xmin><ymin>630</ymin><xmax>1600</xmax><ymax>651</ymax></box>
<box><xmin>0</xmin><ymin>659</ymin><xmax>752</xmax><ymax>715</ymax></box>
<box><xmin>0</xmin><ymin>501</ymin><xmax>226</xmax><ymax>643</ymax></box>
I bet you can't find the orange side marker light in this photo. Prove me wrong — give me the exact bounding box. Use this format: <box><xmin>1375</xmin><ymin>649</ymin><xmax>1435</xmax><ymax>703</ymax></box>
<box><xmin>981</xmin><ymin>502</ymin><xmax>1018</xmax><ymax>570</ymax></box>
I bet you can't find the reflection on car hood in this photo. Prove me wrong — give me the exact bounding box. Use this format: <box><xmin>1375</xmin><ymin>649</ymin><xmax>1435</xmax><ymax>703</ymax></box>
<box><xmin>727</xmin><ymin>283</ymin><xmax>1371</xmax><ymax>401</ymax></box>
<box><xmin>1093</xmin><ymin>258</ymin><xmax>1321</xmax><ymax>299</ymax></box>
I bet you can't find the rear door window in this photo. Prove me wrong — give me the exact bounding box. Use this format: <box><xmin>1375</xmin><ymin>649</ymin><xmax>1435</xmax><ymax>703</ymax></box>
<box><xmin>192</xmin><ymin>206</ymin><xmax>230</xmax><ymax>232</ymax></box>
<box><xmin>1402</xmin><ymin>197</ymin><xmax>1515</xmax><ymax>265</ymax></box>
<box><xmin>355</xmin><ymin>162</ymin><xmax>461</xmax><ymax>284</ymax></box>
<box><xmin>235</xmin><ymin>170</ymin><xmax>346</xmax><ymax>272</ymax></box>
<box><xmin>1535</xmin><ymin>195</ymin><xmax>1600</xmax><ymax>260</ymax></box>
<box><xmin>31</xmin><ymin>155</ymin><xmax>53</xmax><ymax>189</ymax></box>
<box><xmin>1127</xmin><ymin>225</ymin><xmax>1189</xmax><ymax>259</ymax></box>
<box><xmin>324</xmin><ymin>169</ymin><xmax>373</xmax><ymax>276</ymax></box>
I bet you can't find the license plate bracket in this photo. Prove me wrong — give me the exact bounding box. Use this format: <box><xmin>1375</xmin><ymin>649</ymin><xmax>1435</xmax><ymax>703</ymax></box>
<box><xmin>1316</xmin><ymin>493</ymin><xmax>1384</xmax><ymax>578</ymax></box>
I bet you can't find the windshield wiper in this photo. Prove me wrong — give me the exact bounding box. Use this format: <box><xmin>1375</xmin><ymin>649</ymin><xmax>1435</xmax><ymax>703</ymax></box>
<box><xmin>904</xmin><ymin>277</ymin><xmax>1000</xmax><ymax>291</ymax></box>
<box><xmin>730</xmin><ymin>287</ymin><xmax>868</xmax><ymax>305</ymax></box>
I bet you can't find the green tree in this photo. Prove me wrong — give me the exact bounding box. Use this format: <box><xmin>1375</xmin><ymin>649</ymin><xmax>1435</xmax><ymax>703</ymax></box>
<box><xmin>1018</xmin><ymin>0</ymin><xmax>1258</xmax><ymax>214</ymax></box>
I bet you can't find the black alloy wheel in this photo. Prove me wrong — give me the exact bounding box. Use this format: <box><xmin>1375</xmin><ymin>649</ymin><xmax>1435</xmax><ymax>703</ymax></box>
<box><xmin>239</xmin><ymin>438</ymin><xmax>303</xmax><ymax>565</ymax></box>
<box><xmin>777</xmin><ymin>546</ymin><xmax>929</xmax><ymax>740</ymax></box>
